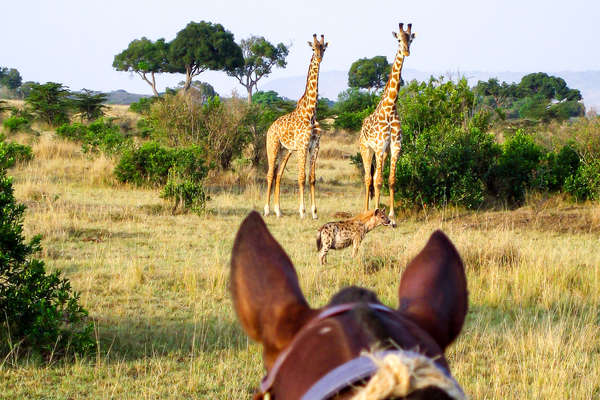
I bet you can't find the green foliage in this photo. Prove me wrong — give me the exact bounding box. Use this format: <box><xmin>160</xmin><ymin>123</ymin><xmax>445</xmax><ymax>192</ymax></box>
<box><xmin>114</xmin><ymin>142</ymin><xmax>175</xmax><ymax>186</ymax></box>
<box><xmin>252</xmin><ymin>90</ymin><xmax>295</xmax><ymax>113</ymax></box>
<box><xmin>489</xmin><ymin>131</ymin><xmax>544</xmax><ymax>204</ymax></box>
<box><xmin>348</xmin><ymin>56</ymin><xmax>391</xmax><ymax>92</ymax></box>
<box><xmin>148</xmin><ymin>93</ymin><xmax>250</xmax><ymax>169</ymax></box>
<box><xmin>113</xmin><ymin>37</ymin><xmax>171</xmax><ymax>96</ymax></box>
<box><xmin>0</xmin><ymin>171</ymin><xmax>93</xmax><ymax>358</ymax></box>
<box><xmin>387</xmin><ymin>127</ymin><xmax>499</xmax><ymax>209</ymax></box>
<box><xmin>333</xmin><ymin>88</ymin><xmax>379</xmax><ymax>131</ymax></box>
<box><xmin>0</xmin><ymin>67</ymin><xmax>23</xmax><ymax>90</ymax></box>
<box><xmin>534</xmin><ymin>144</ymin><xmax>580</xmax><ymax>191</ymax></box>
<box><xmin>563</xmin><ymin>159</ymin><xmax>600</xmax><ymax>201</ymax></box>
<box><xmin>228</xmin><ymin>36</ymin><xmax>289</xmax><ymax>102</ymax></box>
<box><xmin>25</xmin><ymin>82</ymin><xmax>71</xmax><ymax>126</ymax></box>
<box><xmin>71</xmin><ymin>89</ymin><xmax>107</xmax><ymax>121</ymax></box>
<box><xmin>169</xmin><ymin>21</ymin><xmax>243</xmax><ymax>91</ymax></box>
<box><xmin>129</xmin><ymin>97</ymin><xmax>156</xmax><ymax>114</ymax></box>
<box><xmin>2</xmin><ymin>115</ymin><xmax>30</xmax><ymax>133</ymax></box>
<box><xmin>474</xmin><ymin>73</ymin><xmax>584</xmax><ymax>122</ymax></box>
<box><xmin>56</xmin><ymin>119</ymin><xmax>130</xmax><ymax>155</ymax></box>
<box><xmin>0</xmin><ymin>135</ymin><xmax>33</xmax><ymax>169</ymax></box>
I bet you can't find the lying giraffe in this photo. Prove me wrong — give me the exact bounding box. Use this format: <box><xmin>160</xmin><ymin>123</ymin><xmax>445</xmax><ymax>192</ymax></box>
<box><xmin>359</xmin><ymin>23</ymin><xmax>415</xmax><ymax>221</ymax></box>
<box><xmin>264</xmin><ymin>34</ymin><xmax>328</xmax><ymax>219</ymax></box>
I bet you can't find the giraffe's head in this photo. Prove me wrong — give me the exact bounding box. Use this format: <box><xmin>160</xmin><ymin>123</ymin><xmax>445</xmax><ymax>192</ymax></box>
<box><xmin>393</xmin><ymin>22</ymin><xmax>416</xmax><ymax>57</ymax></box>
<box><xmin>307</xmin><ymin>34</ymin><xmax>328</xmax><ymax>62</ymax></box>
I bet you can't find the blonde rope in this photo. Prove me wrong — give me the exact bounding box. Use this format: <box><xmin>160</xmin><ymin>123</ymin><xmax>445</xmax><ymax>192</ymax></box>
<box><xmin>350</xmin><ymin>351</ymin><xmax>466</xmax><ymax>400</ymax></box>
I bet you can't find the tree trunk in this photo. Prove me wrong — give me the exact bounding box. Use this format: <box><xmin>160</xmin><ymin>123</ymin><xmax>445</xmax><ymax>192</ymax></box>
<box><xmin>183</xmin><ymin>66</ymin><xmax>193</xmax><ymax>92</ymax></box>
<box><xmin>247</xmin><ymin>86</ymin><xmax>253</xmax><ymax>104</ymax></box>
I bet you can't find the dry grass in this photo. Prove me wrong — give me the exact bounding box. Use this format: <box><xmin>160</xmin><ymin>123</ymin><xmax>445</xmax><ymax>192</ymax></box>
<box><xmin>1</xmin><ymin>130</ymin><xmax>599</xmax><ymax>399</ymax></box>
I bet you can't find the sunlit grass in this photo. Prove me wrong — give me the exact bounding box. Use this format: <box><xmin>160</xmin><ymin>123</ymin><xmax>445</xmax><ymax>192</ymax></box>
<box><xmin>1</xmin><ymin>129</ymin><xmax>599</xmax><ymax>399</ymax></box>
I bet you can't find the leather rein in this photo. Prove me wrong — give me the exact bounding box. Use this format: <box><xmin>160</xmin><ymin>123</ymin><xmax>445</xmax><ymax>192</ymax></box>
<box><xmin>258</xmin><ymin>302</ymin><xmax>399</xmax><ymax>400</ymax></box>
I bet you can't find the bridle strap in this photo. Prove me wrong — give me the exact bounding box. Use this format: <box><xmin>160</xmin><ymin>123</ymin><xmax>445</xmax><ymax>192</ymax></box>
<box><xmin>259</xmin><ymin>303</ymin><xmax>396</xmax><ymax>397</ymax></box>
<box><xmin>300</xmin><ymin>350</ymin><xmax>412</xmax><ymax>400</ymax></box>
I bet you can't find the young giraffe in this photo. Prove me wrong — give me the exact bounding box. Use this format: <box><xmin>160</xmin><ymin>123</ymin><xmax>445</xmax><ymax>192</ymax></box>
<box><xmin>264</xmin><ymin>34</ymin><xmax>328</xmax><ymax>219</ymax></box>
<box><xmin>359</xmin><ymin>23</ymin><xmax>415</xmax><ymax>220</ymax></box>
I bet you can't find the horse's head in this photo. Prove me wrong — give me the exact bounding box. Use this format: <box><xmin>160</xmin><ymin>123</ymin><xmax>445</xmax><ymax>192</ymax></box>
<box><xmin>230</xmin><ymin>212</ymin><xmax>468</xmax><ymax>400</ymax></box>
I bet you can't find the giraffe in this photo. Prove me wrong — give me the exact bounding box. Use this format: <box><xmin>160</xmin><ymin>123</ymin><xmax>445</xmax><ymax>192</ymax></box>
<box><xmin>264</xmin><ymin>34</ymin><xmax>328</xmax><ymax>219</ymax></box>
<box><xmin>359</xmin><ymin>23</ymin><xmax>415</xmax><ymax>221</ymax></box>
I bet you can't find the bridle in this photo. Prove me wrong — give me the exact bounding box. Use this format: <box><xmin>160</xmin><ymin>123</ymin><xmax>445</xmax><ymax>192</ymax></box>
<box><xmin>257</xmin><ymin>302</ymin><xmax>402</xmax><ymax>400</ymax></box>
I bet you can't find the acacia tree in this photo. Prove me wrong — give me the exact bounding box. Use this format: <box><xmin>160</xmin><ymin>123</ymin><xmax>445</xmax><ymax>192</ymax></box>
<box><xmin>348</xmin><ymin>56</ymin><xmax>391</xmax><ymax>92</ymax></box>
<box><xmin>72</xmin><ymin>89</ymin><xmax>107</xmax><ymax>121</ymax></box>
<box><xmin>169</xmin><ymin>21</ymin><xmax>243</xmax><ymax>92</ymax></box>
<box><xmin>0</xmin><ymin>67</ymin><xmax>22</xmax><ymax>90</ymax></box>
<box><xmin>113</xmin><ymin>37</ymin><xmax>170</xmax><ymax>97</ymax></box>
<box><xmin>227</xmin><ymin>36</ymin><xmax>289</xmax><ymax>104</ymax></box>
<box><xmin>25</xmin><ymin>82</ymin><xmax>71</xmax><ymax>126</ymax></box>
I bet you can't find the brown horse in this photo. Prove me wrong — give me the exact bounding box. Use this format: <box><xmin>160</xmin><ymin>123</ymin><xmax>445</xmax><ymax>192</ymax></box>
<box><xmin>230</xmin><ymin>211</ymin><xmax>468</xmax><ymax>400</ymax></box>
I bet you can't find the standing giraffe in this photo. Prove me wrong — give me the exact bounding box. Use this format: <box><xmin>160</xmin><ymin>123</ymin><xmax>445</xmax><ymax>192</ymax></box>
<box><xmin>264</xmin><ymin>34</ymin><xmax>328</xmax><ymax>219</ymax></box>
<box><xmin>359</xmin><ymin>23</ymin><xmax>415</xmax><ymax>220</ymax></box>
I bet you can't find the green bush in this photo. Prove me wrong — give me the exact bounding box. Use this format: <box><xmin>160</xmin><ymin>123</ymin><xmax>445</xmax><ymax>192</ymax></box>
<box><xmin>489</xmin><ymin>131</ymin><xmax>544</xmax><ymax>204</ymax></box>
<box><xmin>56</xmin><ymin>119</ymin><xmax>131</xmax><ymax>155</ymax></box>
<box><xmin>129</xmin><ymin>97</ymin><xmax>156</xmax><ymax>114</ymax></box>
<box><xmin>0</xmin><ymin>171</ymin><xmax>94</xmax><ymax>358</ymax></box>
<box><xmin>333</xmin><ymin>88</ymin><xmax>379</xmax><ymax>131</ymax></box>
<box><xmin>0</xmin><ymin>135</ymin><xmax>33</xmax><ymax>169</ymax></box>
<box><xmin>114</xmin><ymin>142</ymin><xmax>211</xmax><ymax>187</ymax></box>
<box><xmin>2</xmin><ymin>116</ymin><xmax>30</xmax><ymax>133</ymax></box>
<box><xmin>564</xmin><ymin>159</ymin><xmax>600</xmax><ymax>201</ymax></box>
<box><xmin>25</xmin><ymin>82</ymin><xmax>71</xmax><ymax>126</ymax></box>
<box><xmin>114</xmin><ymin>142</ymin><xmax>175</xmax><ymax>186</ymax></box>
<box><xmin>386</xmin><ymin>127</ymin><xmax>499</xmax><ymax>209</ymax></box>
<box><xmin>160</xmin><ymin>169</ymin><xmax>207</xmax><ymax>214</ymax></box>
<box><xmin>534</xmin><ymin>143</ymin><xmax>581</xmax><ymax>191</ymax></box>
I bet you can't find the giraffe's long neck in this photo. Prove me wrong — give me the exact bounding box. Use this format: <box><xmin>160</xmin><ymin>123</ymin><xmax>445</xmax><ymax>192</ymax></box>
<box><xmin>296</xmin><ymin>54</ymin><xmax>321</xmax><ymax>121</ymax></box>
<box><xmin>378</xmin><ymin>48</ymin><xmax>406</xmax><ymax>110</ymax></box>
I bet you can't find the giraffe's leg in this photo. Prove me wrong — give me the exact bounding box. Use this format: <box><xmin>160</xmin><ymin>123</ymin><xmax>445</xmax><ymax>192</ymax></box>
<box><xmin>273</xmin><ymin>148</ymin><xmax>292</xmax><ymax>218</ymax></box>
<box><xmin>264</xmin><ymin>138</ymin><xmax>280</xmax><ymax>216</ymax></box>
<box><xmin>351</xmin><ymin>237</ymin><xmax>361</xmax><ymax>258</ymax></box>
<box><xmin>388</xmin><ymin>119</ymin><xmax>403</xmax><ymax>220</ymax></box>
<box><xmin>373</xmin><ymin>151</ymin><xmax>388</xmax><ymax>210</ymax></box>
<box><xmin>308</xmin><ymin>132</ymin><xmax>321</xmax><ymax>219</ymax></box>
<box><xmin>297</xmin><ymin>147</ymin><xmax>308</xmax><ymax>218</ymax></box>
<box><xmin>388</xmin><ymin>140</ymin><xmax>401</xmax><ymax>220</ymax></box>
<box><xmin>360</xmin><ymin>143</ymin><xmax>374</xmax><ymax>212</ymax></box>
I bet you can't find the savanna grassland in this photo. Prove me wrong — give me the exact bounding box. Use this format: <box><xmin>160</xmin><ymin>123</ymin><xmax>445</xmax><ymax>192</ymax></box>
<box><xmin>1</xmin><ymin>107</ymin><xmax>599</xmax><ymax>399</ymax></box>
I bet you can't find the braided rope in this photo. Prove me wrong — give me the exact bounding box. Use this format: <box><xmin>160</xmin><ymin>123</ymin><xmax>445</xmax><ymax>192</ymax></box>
<box><xmin>350</xmin><ymin>352</ymin><xmax>466</xmax><ymax>400</ymax></box>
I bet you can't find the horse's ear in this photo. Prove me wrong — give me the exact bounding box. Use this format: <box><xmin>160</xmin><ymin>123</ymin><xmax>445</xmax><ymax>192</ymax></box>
<box><xmin>398</xmin><ymin>230</ymin><xmax>468</xmax><ymax>350</ymax></box>
<box><xmin>230</xmin><ymin>211</ymin><xmax>315</xmax><ymax>368</ymax></box>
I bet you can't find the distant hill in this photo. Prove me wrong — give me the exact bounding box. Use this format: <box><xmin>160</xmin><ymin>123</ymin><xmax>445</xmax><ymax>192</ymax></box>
<box><xmin>261</xmin><ymin>69</ymin><xmax>600</xmax><ymax>111</ymax></box>
<box><xmin>104</xmin><ymin>89</ymin><xmax>150</xmax><ymax>105</ymax></box>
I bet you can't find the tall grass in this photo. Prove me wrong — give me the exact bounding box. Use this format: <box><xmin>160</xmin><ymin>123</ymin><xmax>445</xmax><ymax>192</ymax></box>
<box><xmin>1</xmin><ymin>127</ymin><xmax>598</xmax><ymax>399</ymax></box>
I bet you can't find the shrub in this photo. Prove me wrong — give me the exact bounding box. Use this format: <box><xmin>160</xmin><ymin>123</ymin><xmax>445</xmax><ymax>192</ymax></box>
<box><xmin>564</xmin><ymin>159</ymin><xmax>600</xmax><ymax>201</ymax></box>
<box><xmin>386</xmin><ymin>127</ymin><xmax>499</xmax><ymax>209</ymax></box>
<box><xmin>333</xmin><ymin>88</ymin><xmax>379</xmax><ymax>131</ymax></box>
<box><xmin>149</xmin><ymin>93</ymin><xmax>252</xmax><ymax>169</ymax></box>
<box><xmin>114</xmin><ymin>142</ymin><xmax>211</xmax><ymax>187</ymax></box>
<box><xmin>2</xmin><ymin>115</ymin><xmax>30</xmax><ymax>133</ymax></box>
<box><xmin>534</xmin><ymin>143</ymin><xmax>580</xmax><ymax>191</ymax></box>
<box><xmin>114</xmin><ymin>141</ymin><xmax>175</xmax><ymax>186</ymax></box>
<box><xmin>25</xmin><ymin>82</ymin><xmax>71</xmax><ymax>126</ymax></box>
<box><xmin>56</xmin><ymin>119</ymin><xmax>131</xmax><ymax>155</ymax></box>
<box><xmin>0</xmin><ymin>137</ymin><xmax>33</xmax><ymax>169</ymax></box>
<box><xmin>129</xmin><ymin>97</ymin><xmax>156</xmax><ymax>115</ymax></box>
<box><xmin>160</xmin><ymin>170</ymin><xmax>207</xmax><ymax>214</ymax></box>
<box><xmin>0</xmin><ymin>171</ymin><xmax>94</xmax><ymax>358</ymax></box>
<box><xmin>489</xmin><ymin>131</ymin><xmax>544</xmax><ymax>204</ymax></box>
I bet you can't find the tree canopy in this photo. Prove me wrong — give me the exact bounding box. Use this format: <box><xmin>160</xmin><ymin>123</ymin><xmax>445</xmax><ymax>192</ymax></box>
<box><xmin>169</xmin><ymin>21</ymin><xmax>243</xmax><ymax>92</ymax></box>
<box><xmin>71</xmin><ymin>89</ymin><xmax>107</xmax><ymax>121</ymax></box>
<box><xmin>113</xmin><ymin>37</ymin><xmax>171</xmax><ymax>97</ymax></box>
<box><xmin>25</xmin><ymin>82</ymin><xmax>71</xmax><ymax>126</ymax></box>
<box><xmin>347</xmin><ymin>56</ymin><xmax>391</xmax><ymax>92</ymax></box>
<box><xmin>227</xmin><ymin>36</ymin><xmax>289</xmax><ymax>103</ymax></box>
<box><xmin>474</xmin><ymin>73</ymin><xmax>584</xmax><ymax>121</ymax></box>
<box><xmin>0</xmin><ymin>67</ymin><xmax>23</xmax><ymax>90</ymax></box>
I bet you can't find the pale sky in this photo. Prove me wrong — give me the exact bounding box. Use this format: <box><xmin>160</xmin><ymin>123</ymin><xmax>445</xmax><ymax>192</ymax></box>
<box><xmin>1</xmin><ymin>0</ymin><xmax>598</xmax><ymax>96</ymax></box>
